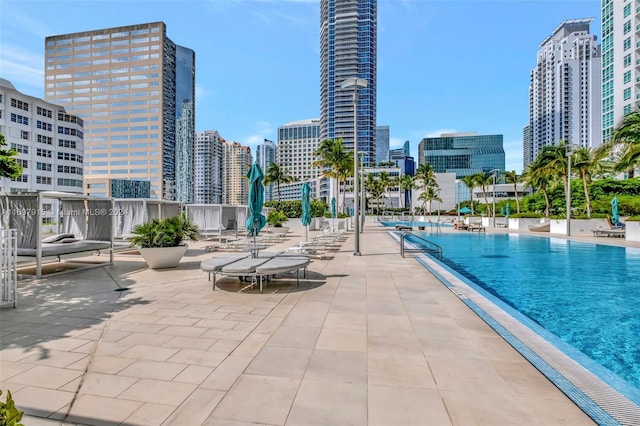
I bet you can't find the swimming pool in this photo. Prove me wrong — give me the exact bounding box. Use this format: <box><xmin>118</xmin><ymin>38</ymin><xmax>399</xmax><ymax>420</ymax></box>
<box><xmin>387</xmin><ymin>226</ymin><xmax>640</xmax><ymax>414</ymax></box>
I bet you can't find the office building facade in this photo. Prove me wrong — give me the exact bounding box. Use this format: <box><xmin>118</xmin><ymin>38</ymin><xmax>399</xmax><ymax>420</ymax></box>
<box><xmin>375</xmin><ymin>125</ymin><xmax>389</xmax><ymax>164</ymax></box>
<box><xmin>175</xmin><ymin>46</ymin><xmax>196</xmax><ymax>204</ymax></box>
<box><xmin>529</xmin><ymin>18</ymin><xmax>601</xmax><ymax>164</ymax></box>
<box><xmin>277</xmin><ymin>119</ymin><xmax>321</xmax><ymax>181</ymax></box>
<box><xmin>602</xmin><ymin>1</ymin><xmax>640</xmax><ymax>142</ymax></box>
<box><xmin>44</xmin><ymin>22</ymin><xmax>195</xmax><ymax>200</ymax></box>
<box><xmin>86</xmin><ymin>178</ymin><xmax>150</xmax><ymax>198</ymax></box>
<box><xmin>418</xmin><ymin>132</ymin><xmax>505</xmax><ymax>178</ymax></box>
<box><xmin>194</xmin><ymin>130</ymin><xmax>223</xmax><ymax>204</ymax></box>
<box><xmin>222</xmin><ymin>141</ymin><xmax>251</xmax><ymax>205</ymax></box>
<box><xmin>320</xmin><ymin>0</ymin><xmax>377</xmax><ymax>166</ymax></box>
<box><xmin>0</xmin><ymin>79</ymin><xmax>84</xmax><ymax>194</ymax></box>
<box><xmin>257</xmin><ymin>139</ymin><xmax>277</xmax><ymax>201</ymax></box>
<box><xmin>522</xmin><ymin>125</ymin><xmax>531</xmax><ymax>169</ymax></box>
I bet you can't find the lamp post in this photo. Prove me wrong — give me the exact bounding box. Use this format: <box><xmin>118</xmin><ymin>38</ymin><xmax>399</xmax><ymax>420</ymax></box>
<box><xmin>489</xmin><ymin>169</ymin><xmax>501</xmax><ymax>228</ymax></box>
<box><xmin>341</xmin><ymin>77</ymin><xmax>368</xmax><ymax>256</ymax></box>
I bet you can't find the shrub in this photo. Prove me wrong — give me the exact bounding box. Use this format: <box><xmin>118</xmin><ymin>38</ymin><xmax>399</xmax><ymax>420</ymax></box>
<box><xmin>0</xmin><ymin>390</ymin><xmax>24</xmax><ymax>426</ymax></box>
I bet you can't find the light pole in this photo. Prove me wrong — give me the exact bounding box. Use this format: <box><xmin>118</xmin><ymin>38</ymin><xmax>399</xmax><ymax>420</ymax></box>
<box><xmin>341</xmin><ymin>77</ymin><xmax>368</xmax><ymax>256</ymax></box>
<box><xmin>489</xmin><ymin>169</ymin><xmax>501</xmax><ymax>228</ymax></box>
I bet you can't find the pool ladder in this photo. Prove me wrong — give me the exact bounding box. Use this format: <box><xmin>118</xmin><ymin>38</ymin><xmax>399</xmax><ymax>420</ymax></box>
<box><xmin>400</xmin><ymin>231</ymin><xmax>443</xmax><ymax>260</ymax></box>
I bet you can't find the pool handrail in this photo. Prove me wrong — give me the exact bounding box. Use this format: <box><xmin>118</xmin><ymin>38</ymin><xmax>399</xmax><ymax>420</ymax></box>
<box><xmin>400</xmin><ymin>231</ymin><xmax>442</xmax><ymax>260</ymax></box>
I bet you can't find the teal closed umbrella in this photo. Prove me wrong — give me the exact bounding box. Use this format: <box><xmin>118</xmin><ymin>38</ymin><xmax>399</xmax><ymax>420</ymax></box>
<box><xmin>505</xmin><ymin>203</ymin><xmax>511</xmax><ymax>218</ymax></box>
<box><xmin>246</xmin><ymin>164</ymin><xmax>266</xmax><ymax>242</ymax></box>
<box><xmin>331</xmin><ymin>197</ymin><xmax>336</xmax><ymax>218</ymax></box>
<box><xmin>301</xmin><ymin>183</ymin><xmax>312</xmax><ymax>241</ymax></box>
<box><xmin>611</xmin><ymin>197</ymin><xmax>620</xmax><ymax>225</ymax></box>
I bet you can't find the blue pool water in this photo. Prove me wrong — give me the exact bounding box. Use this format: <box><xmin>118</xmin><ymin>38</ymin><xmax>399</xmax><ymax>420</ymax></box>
<box><xmin>390</xmin><ymin>226</ymin><xmax>640</xmax><ymax>397</ymax></box>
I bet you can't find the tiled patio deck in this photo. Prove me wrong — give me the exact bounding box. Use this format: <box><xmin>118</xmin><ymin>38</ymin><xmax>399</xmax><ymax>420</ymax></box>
<box><xmin>1</xmin><ymin>222</ymin><xmax>595</xmax><ymax>425</ymax></box>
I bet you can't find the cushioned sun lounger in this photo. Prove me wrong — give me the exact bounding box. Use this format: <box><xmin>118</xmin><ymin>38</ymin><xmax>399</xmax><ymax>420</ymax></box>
<box><xmin>254</xmin><ymin>257</ymin><xmax>311</xmax><ymax>291</ymax></box>
<box><xmin>200</xmin><ymin>254</ymin><xmax>251</xmax><ymax>289</ymax></box>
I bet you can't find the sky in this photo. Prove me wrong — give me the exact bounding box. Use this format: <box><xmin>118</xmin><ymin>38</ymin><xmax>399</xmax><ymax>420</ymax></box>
<box><xmin>0</xmin><ymin>0</ymin><xmax>602</xmax><ymax>173</ymax></box>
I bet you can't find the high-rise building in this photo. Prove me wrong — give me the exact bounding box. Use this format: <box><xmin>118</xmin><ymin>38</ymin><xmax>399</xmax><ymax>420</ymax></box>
<box><xmin>44</xmin><ymin>22</ymin><xmax>195</xmax><ymax>200</ymax></box>
<box><xmin>320</xmin><ymin>0</ymin><xmax>377</xmax><ymax>166</ymax></box>
<box><xmin>175</xmin><ymin>46</ymin><xmax>196</xmax><ymax>204</ymax></box>
<box><xmin>86</xmin><ymin>178</ymin><xmax>150</xmax><ymax>198</ymax></box>
<box><xmin>389</xmin><ymin>141</ymin><xmax>414</xmax><ymax>176</ymax></box>
<box><xmin>375</xmin><ymin>125</ymin><xmax>389</xmax><ymax>165</ymax></box>
<box><xmin>257</xmin><ymin>139</ymin><xmax>277</xmax><ymax>201</ymax></box>
<box><xmin>222</xmin><ymin>141</ymin><xmax>251</xmax><ymax>205</ymax></box>
<box><xmin>0</xmin><ymin>79</ymin><xmax>84</xmax><ymax>194</ymax></box>
<box><xmin>418</xmin><ymin>132</ymin><xmax>505</xmax><ymax>178</ymax></box>
<box><xmin>277</xmin><ymin>119</ymin><xmax>324</xmax><ymax>200</ymax></box>
<box><xmin>602</xmin><ymin>1</ymin><xmax>638</xmax><ymax>142</ymax></box>
<box><xmin>522</xmin><ymin>125</ymin><xmax>531</xmax><ymax>169</ymax></box>
<box><xmin>529</xmin><ymin>18</ymin><xmax>601</xmax><ymax>164</ymax></box>
<box><xmin>194</xmin><ymin>130</ymin><xmax>223</xmax><ymax>204</ymax></box>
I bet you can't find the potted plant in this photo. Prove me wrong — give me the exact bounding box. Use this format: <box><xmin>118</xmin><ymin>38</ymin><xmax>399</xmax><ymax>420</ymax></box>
<box><xmin>129</xmin><ymin>215</ymin><xmax>199</xmax><ymax>269</ymax></box>
<box><xmin>267</xmin><ymin>210</ymin><xmax>289</xmax><ymax>234</ymax></box>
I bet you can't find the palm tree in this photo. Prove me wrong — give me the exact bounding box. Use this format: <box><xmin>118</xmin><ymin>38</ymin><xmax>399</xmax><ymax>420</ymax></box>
<box><xmin>502</xmin><ymin>170</ymin><xmax>521</xmax><ymax>214</ymax></box>
<box><xmin>313</xmin><ymin>138</ymin><xmax>351</xmax><ymax>213</ymax></box>
<box><xmin>572</xmin><ymin>147</ymin><xmax>597</xmax><ymax>218</ymax></box>
<box><xmin>522</xmin><ymin>156</ymin><xmax>552</xmax><ymax>217</ymax></box>
<box><xmin>377</xmin><ymin>171</ymin><xmax>392</xmax><ymax>211</ymax></box>
<box><xmin>537</xmin><ymin>144</ymin><xmax>571</xmax><ymax>217</ymax></box>
<box><xmin>611</xmin><ymin>106</ymin><xmax>640</xmax><ymax>177</ymax></box>
<box><xmin>414</xmin><ymin>163</ymin><xmax>437</xmax><ymax>190</ymax></box>
<box><xmin>398</xmin><ymin>174</ymin><xmax>414</xmax><ymax>211</ymax></box>
<box><xmin>418</xmin><ymin>186</ymin><xmax>442</xmax><ymax>215</ymax></box>
<box><xmin>263</xmin><ymin>163</ymin><xmax>295</xmax><ymax>202</ymax></box>
<box><xmin>461</xmin><ymin>175</ymin><xmax>476</xmax><ymax>215</ymax></box>
<box><xmin>0</xmin><ymin>133</ymin><xmax>23</xmax><ymax>192</ymax></box>
<box><xmin>472</xmin><ymin>172</ymin><xmax>493</xmax><ymax>216</ymax></box>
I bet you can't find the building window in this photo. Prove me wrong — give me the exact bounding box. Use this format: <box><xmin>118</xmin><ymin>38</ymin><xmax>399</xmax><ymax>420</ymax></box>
<box><xmin>624</xmin><ymin>3</ymin><xmax>631</xmax><ymax>17</ymax></box>
<box><xmin>37</xmin><ymin>121</ymin><xmax>53</xmax><ymax>131</ymax></box>
<box><xmin>37</xmin><ymin>162</ymin><xmax>52</xmax><ymax>171</ymax></box>
<box><xmin>10</xmin><ymin>98</ymin><xmax>29</xmax><ymax>111</ymax></box>
<box><xmin>10</xmin><ymin>113</ymin><xmax>29</xmax><ymax>125</ymax></box>
<box><xmin>37</xmin><ymin>134</ymin><xmax>53</xmax><ymax>145</ymax></box>
<box><xmin>21</xmin><ymin>131</ymin><xmax>29</xmax><ymax>140</ymax></box>
<box><xmin>37</xmin><ymin>106</ymin><xmax>52</xmax><ymax>118</ymax></box>
<box><xmin>624</xmin><ymin>20</ymin><xmax>631</xmax><ymax>34</ymax></box>
<box><xmin>624</xmin><ymin>54</ymin><xmax>632</xmax><ymax>67</ymax></box>
<box><xmin>11</xmin><ymin>143</ymin><xmax>28</xmax><ymax>154</ymax></box>
<box><xmin>37</xmin><ymin>148</ymin><xmax>52</xmax><ymax>158</ymax></box>
<box><xmin>36</xmin><ymin>176</ymin><xmax>52</xmax><ymax>185</ymax></box>
<box><xmin>624</xmin><ymin>88</ymin><xmax>632</xmax><ymax>101</ymax></box>
<box><xmin>624</xmin><ymin>71</ymin><xmax>632</xmax><ymax>84</ymax></box>
<box><xmin>624</xmin><ymin>37</ymin><xmax>632</xmax><ymax>51</ymax></box>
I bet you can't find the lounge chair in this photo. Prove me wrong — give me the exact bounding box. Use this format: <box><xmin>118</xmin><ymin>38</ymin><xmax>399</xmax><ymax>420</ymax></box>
<box><xmin>607</xmin><ymin>216</ymin><xmax>625</xmax><ymax>229</ymax></box>
<box><xmin>529</xmin><ymin>222</ymin><xmax>550</xmax><ymax>232</ymax></box>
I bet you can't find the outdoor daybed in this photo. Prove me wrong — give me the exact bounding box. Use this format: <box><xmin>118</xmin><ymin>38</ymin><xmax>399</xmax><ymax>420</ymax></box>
<box><xmin>1</xmin><ymin>192</ymin><xmax>116</xmax><ymax>278</ymax></box>
<box><xmin>200</xmin><ymin>252</ymin><xmax>310</xmax><ymax>292</ymax></box>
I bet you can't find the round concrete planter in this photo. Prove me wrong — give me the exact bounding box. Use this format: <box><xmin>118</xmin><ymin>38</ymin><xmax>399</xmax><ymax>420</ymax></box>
<box><xmin>140</xmin><ymin>245</ymin><xmax>188</xmax><ymax>269</ymax></box>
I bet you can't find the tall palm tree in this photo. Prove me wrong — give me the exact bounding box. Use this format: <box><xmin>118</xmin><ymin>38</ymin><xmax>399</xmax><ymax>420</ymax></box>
<box><xmin>313</xmin><ymin>138</ymin><xmax>351</xmax><ymax>213</ymax></box>
<box><xmin>537</xmin><ymin>144</ymin><xmax>571</xmax><ymax>217</ymax></box>
<box><xmin>414</xmin><ymin>163</ymin><xmax>437</xmax><ymax>189</ymax></box>
<box><xmin>472</xmin><ymin>172</ymin><xmax>492</xmax><ymax>216</ymax></box>
<box><xmin>572</xmin><ymin>147</ymin><xmax>597</xmax><ymax>218</ymax></box>
<box><xmin>522</xmin><ymin>156</ymin><xmax>552</xmax><ymax>217</ymax></box>
<box><xmin>377</xmin><ymin>171</ymin><xmax>392</xmax><ymax>211</ymax></box>
<box><xmin>418</xmin><ymin>186</ymin><xmax>442</xmax><ymax>215</ymax></box>
<box><xmin>502</xmin><ymin>170</ymin><xmax>520</xmax><ymax>214</ymax></box>
<box><xmin>263</xmin><ymin>163</ymin><xmax>295</xmax><ymax>202</ymax></box>
<box><xmin>611</xmin><ymin>106</ymin><xmax>640</xmax><ymax>177</ymax></box>
<box><xmin>461</xmin><ymin>175</ymin><xmax>476</xmax><ymax>215</ymax></box>
<box><xmin>398</xmin><ymin>174</ymin><xmax>414</xmax><ymax>211</ymax></box>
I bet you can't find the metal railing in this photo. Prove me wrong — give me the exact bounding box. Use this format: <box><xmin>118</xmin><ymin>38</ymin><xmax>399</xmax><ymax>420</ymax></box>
<box><xmin>400</xmin><ymin>231</ymin><xmax>442</xmax><ymax>260</ymax></box>
<box><xmin>0</xmin><ymin>229</ymin><xmax>17</xmax><ymax>308</ymax></box>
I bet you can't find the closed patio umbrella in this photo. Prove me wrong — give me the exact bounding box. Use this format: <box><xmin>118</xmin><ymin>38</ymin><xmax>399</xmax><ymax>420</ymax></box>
<box><xmin>506</xmin><ymin>203</ymin><xmax>511</xmax><ymax>218</ymax></box>
<box><xmin>301</xmin><ymin>182</ymin><xmax>312</xmax><ymax>242</ymax></box>
<box><xmin>331</xmin><ymin>197</ymin><xmax>336</xmax><ymax>218</ymax></box>
<box><xmin>246</xmin><ymin>164</ymin><xmax>266</xmax><ymax>249</ymax></box>
<box><xmin>611</xmin><ymin>196</ymin><xmax>620</xmax><ymax>225</ymax></box>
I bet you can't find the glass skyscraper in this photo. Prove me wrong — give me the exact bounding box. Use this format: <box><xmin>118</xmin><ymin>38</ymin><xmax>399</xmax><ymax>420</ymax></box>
<box><xmin>375</xmin><ymin>125</ymin><xmax>389</xmax><ymax>164</ymax></box>
<box><xmin>44</xmin><ymin>22</ymin><xmax>195</xmax><ymax>200</ymax></box>
<box><xmin>175</xmin><ymin>46</ymin><xmax>196</xmax><ymax>203</ymax></box>
<box><xmin>418</xmin><ymin>133</ymin><xmax>505</xmax><ymax>178</ymax></box>
<box><xmin>320</xmin><ymin>0</ymin><xmax>377</xmax><ymax>166</ymax></box>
